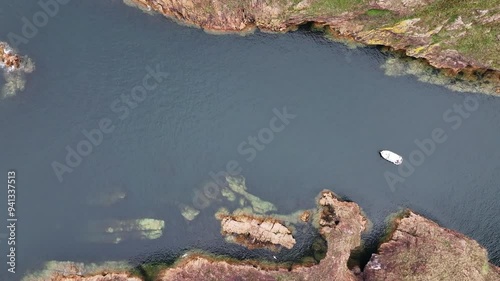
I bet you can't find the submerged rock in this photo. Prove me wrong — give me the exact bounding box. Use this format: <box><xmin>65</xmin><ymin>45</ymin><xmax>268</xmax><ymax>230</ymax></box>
<box><xmin>226</xmin><ymin>175</ymin><xmax>277</xmax><ymax>214</ymax></box>
<box><xmin>179</xmin><ymin>203</ymin><xmax>200</xmax><ymax>221</ymax></box>
<box><xmin>381</xmin><ymin>53</ymin><xmax>500</xmax><ymax>95</ymax></box>
<box><xmin>218</xmin><ymin>214</ymin><xmax>296</xmax><ymax>250</ymax></box>
<box><xmin>221</xmin><ymin>186</ymin><xmax>236</xmax><ymax>202</ymax></box>
<box><xmin>84</xmin><ymin>218</ymin><xmax>164</xmax><ymax>244</ymax></box>
<box><xmin>86</xmin><ymin>185</ymin><xmax>127</xmax><ymax>207</ymax></box>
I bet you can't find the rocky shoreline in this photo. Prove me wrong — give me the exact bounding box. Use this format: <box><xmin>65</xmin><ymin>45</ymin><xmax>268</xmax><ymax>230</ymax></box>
<box><xmin>123</xmin><ymin>0</ymin><xmax>499</xmax><ymax>94</ymax></box>
<box><xmin>125</xmin><ymin>0</ymin><xmax>499</xmax><ymax>72</ymax></box>
<box><xmin>22</xmin><ymin>190</ymin><xmax>500</xmax><ymax>281</ymax></box>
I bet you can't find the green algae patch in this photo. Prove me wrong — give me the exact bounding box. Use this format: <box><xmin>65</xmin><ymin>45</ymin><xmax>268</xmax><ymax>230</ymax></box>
<box><xmin>366</xmin><ymin>9</ymin><xmax>391</xmax><ymax>17</ymax></box>
<box><xmin>324</xmin><ymin>27</ymin><xmax>367</xmax><ymax>49</ymax></box>
<box><xmin>132</xmin><ymin>262</ymin><xmax>172</xmax><ymax>281</ymax></box>
<box><xmin>83</xmin><ymin>218</ymin><xmax>165</xmax><ymax>243</ymax></box>
<box><xmin>221</xmin><ymin>186</ymin><xmax>237</xmax><ymax>201</ymax></box>
<box><xmin>179</xmin><ymin>203</ymin><xmax>200</xmax><ymax>221</ymax></box>
<box><xmin>226</xmin><ymin>175</ymin><xmax>277</xmax><ymax>214</ymax></box>
<box><xmin>307</xmin><ymin>0</ymin><xmax>367</xmax><ymax>15</ymax></box>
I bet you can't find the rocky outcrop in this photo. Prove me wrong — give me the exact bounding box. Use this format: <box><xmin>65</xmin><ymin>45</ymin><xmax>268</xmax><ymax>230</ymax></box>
<box><xmin>0</xmin><ymin>42</ymin><xmax>21</xmax><ymax>70</ymax></box>
<box><xmin>21</xmin><ymin>261</ymin><xmax>140</xmax><ymax>281</ymax></box>
<box><xmin>22</xmin><ymin>190</ymin><xmax>500</xmax><ymax>281</ymax></box>
<box><xmin>0</xmin><ymin>41</ymin><xmax>34</xmax><ymax>98</ymax></box>
<box><xmin>154</xmin><ymin>190</ymin><xmax>367</xmax><ymax>280</ymax></box>
<box><xmin>364</xmin><ymin>211</ymin><xmax>500</xmax><ymax>281</ymax></box>
<box><xmin>218</xmin><ymin>214</ymin><xmax>296</xmax><ymax>250</ymax></box>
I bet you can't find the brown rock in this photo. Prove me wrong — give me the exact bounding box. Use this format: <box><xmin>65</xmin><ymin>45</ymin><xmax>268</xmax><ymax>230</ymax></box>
<box><xmin>21</xmin><ymin>261</ymin><xmax>140</xmax><ymax>281</ymax></box>
<box><xmin>31</xmin><ymin>273</ymin><xmax>139</xmax><ymax>281</ymax></box>
<box><xmin>20</xmin><ymin>192</ymin><xmax>500</xmax><ymax>281</ymax></box>
<box><xmin>299</xmin><ymin>210</ymin><xmax>311</xmax><ymax>222</ymax></box>
<box><xmin>157</xmin><ymin>190</ymin><xmax>367</xmax><ymax>281</ymax></box>
<box><xmin>364</xmin><ymin>211</ymin><xmax>500</xmax><ymax>281</ymax></box>
<box><xmin>219</xmin><ymin>214</ymin><xmax>296</xmax><ymax>250</ymax></box>
<box><xmin>374</xmin><ymin>0</ymin><xmax>435</xmax><ymax>15</ymax></box>
<box><xmin>125</xmin><ymin>0</ymin><xmax>500</xmax><ymax>79</ymax></box>
<box><xmin>0</xmin><ymin>42</ymin><xmax>21</xmax><ymax>69</ymax></box>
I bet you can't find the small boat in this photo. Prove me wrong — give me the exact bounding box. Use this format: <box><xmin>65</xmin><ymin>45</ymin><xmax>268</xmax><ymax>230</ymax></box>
<box><xmin>379</xmin><ymin>150</ymin><xmax>403</xmax><ymax>165</ymax></box>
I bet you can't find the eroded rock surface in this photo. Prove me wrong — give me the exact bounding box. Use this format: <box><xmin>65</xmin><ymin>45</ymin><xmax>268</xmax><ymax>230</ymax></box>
<box><xmin>0</xmin><ymin>42</ymin><xmax>21</xmax><ymax>70</ymax></box>
<box><xmin>21</xmin><ymin>191</ymin><xmax>499</xmax><ymax>281</ymax></box>
<box><xmin>219</xmin><ymin>214</ymin><xmax>296</xmax><ymax>250</ymax></box>
<box><xmin>364</xmin><ymin>211</ymin><xmax>500</xmax><ymax>281</ymax></box>
<box><xmin>158</xmin><ymin>190</ymin><xmax>367</xmax><ymax>281</ymax></box>
<box><xmin>22</xmin><ymin>261</ymin><xmax>139</xmax><ymax>281</ymax></box>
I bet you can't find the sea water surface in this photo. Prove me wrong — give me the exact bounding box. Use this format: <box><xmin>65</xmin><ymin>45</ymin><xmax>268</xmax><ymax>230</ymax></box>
<box><xmin>0</xmin><ymin>1</ymin><xmax>499</xmax><ymax>279</ymax></box>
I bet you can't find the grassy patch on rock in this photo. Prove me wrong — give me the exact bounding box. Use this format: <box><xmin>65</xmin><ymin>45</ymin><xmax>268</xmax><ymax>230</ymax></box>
<box><xmin>365</xmin><ymin>9</ymin><xmax>391</xmax><ymax>17</ymax></box>
<box><xmin>307</xmin><ymin>0</ymin><xmax>368</xmax><ymax>15</ymax></box>
<box><xmin>397</xmin><ymin>0</ymin><xmax>500</xmax><ymax>69</ymax></box>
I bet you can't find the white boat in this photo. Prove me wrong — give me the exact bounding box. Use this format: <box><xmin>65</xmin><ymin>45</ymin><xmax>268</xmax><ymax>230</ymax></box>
<box><xmin>379</xmin><ymin>150</ymin><xmax>403</xmax><ymax>165</ymax></box>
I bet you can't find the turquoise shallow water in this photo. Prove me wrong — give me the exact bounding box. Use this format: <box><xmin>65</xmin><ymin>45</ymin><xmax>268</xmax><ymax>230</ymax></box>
<box><xmin>0</xmin><ymin>0</ymin><xmax>499</xmax><ymax>279</ymax></box>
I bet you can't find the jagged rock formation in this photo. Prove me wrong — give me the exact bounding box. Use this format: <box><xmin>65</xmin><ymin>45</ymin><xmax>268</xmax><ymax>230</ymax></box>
<box><xmin>0</xmin><ymin>42</ymin><xmax>21</xmax><ymax>70</ymax></box>
<box><xmin>21</xmin><ymin>261</ymin><xmax>140</xmax><ymax>281</ymax></box>
<box><xmin>364</xmin><ymin>211</ymin><xmax>500</xmax><ymax>281</ymax></box>
<box><xmin>21</xmin><ymin>190</ymin><xmax>500</xmax><ymax>281</ymax></box>
<box><xmin>219</xmin><ymin>214</ymin><xmax>296</xmax><ymax>250</ymax></box>
<box><xmin>142</xmin><ymin>191</ymin><xmax>367</xmax><ymax>280</ymax></box>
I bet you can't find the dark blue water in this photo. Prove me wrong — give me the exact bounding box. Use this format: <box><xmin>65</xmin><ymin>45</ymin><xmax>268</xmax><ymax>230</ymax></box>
<box><xmin>0</xmin><ymin>1</ymin><xmax>499</xmax><ymax>279</ymax></box>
